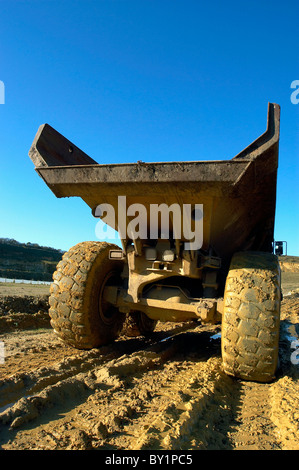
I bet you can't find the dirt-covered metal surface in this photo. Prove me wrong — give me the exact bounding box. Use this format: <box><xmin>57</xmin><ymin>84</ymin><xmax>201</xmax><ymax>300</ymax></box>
<box><xmin>0</xmin><ymin>263</ymin><xmax>298</xmax><ymax>450</ymax></box>
<box><xmin>29</xmin><ymin>104</ymin><xmax>281</xmax><ymax>260</ymax></box>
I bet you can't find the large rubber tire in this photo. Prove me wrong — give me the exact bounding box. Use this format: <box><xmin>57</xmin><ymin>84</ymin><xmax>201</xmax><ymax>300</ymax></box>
<box><xmin>49</xmin><ymin>241</ymin><xmax>125</xmax><ymax>349</ymax></box>
<box><xmin>221</xmin><ymin>251</ymin><xmax>281</xmax><ymax>383</ymax></box>
<box><xmin>122</xmin><ymin>311</ymin><xmax>157</xmax><ymax>337</ymax></box>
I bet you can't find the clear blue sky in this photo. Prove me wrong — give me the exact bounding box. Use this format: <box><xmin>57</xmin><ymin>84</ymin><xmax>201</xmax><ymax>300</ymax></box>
<box><xmin>0</xmin><ymin>0</ymin><xmax>298</xmax><ymax>254</ymax></box>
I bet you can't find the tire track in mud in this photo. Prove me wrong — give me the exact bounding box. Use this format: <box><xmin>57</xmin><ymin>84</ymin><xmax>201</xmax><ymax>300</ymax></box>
<box><xmin>0</xmin><ymin>324</ymin><xmax>224</xmax><ymax>449</ymax></box>
<box><xmin>0</xmin><ymin>328</ymin><xmax>268</xmax><ymax>451</ymax></box>
<box><xmin>0</xmin><ymin>323</ymin><xmax>275</xmax><ymax>451</ymax></box>
<box><xmin>0</xmin><ymin>295</ymin><xmax>298</xmax><ymax>450</ymax></box>
<box><xmin>0</xmin><ymin>322</ymin><xmax>198</xmax><ymax>409</ymax></box>
<box><xmin>228</xmin><ymin>382</ymin><xmax>280</xmax><ymax>449</ymax></box>
<box><xmin>0</xmin><ymin>324</ymin><xmax>195</xmax><ymax>439</ymax></box>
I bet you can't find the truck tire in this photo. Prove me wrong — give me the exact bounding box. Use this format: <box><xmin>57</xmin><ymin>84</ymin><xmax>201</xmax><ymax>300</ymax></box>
<box><xmin>49</xmin><ymin>241</ymin><xmax>125</xmax><ymax>349</ymax></box>
<box><xmin>123</xmin><ymin>311</ymin><xmax>157</xmax><ymax>337</ymax></box>
<box><xmin>221</xmin><ymin>251</ymin><xmax>281</xmax><ymax>383</ymax></box>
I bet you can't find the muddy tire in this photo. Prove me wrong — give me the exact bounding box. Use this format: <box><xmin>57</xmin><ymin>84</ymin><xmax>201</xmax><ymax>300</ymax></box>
<box><xmin>123</xmin><ymin>311</ymin><xmax>157</xmax><ymax>337</ymax></box>
<box><xmin>49</xmin><ymin>241</ymin><xmax>125</xmax><ymax>349</ymax></box>
<box><xmin>221</xmin><ymin>251</ymin><xmax>281</xmax><ymax>383</ymax></box>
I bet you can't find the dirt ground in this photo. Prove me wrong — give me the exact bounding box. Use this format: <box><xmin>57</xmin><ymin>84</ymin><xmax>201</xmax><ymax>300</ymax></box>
<box><xmin>0</xmin><ymin>261</ymin><xmax>298</xmax><ymax>451</ymax></box>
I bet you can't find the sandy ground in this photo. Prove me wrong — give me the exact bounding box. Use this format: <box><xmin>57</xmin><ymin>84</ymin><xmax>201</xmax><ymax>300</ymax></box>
<box><xmin>0</xmin><ymin>265</ymin><xmax>298</xmax><ymax>451</ymax></box>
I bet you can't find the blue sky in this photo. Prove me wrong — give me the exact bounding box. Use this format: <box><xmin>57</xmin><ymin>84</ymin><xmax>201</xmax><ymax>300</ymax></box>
<box><xmin>0</xmin><ymin>0</ymin><xmax>298</xmax><ymax>255</ymax></box>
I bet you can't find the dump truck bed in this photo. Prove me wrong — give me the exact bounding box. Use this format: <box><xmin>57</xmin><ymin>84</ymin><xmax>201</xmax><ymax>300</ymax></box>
<box><xmin>29</xmin><ymin>103</ymin><xmax>280</xmax><ymax>263</ymax></box>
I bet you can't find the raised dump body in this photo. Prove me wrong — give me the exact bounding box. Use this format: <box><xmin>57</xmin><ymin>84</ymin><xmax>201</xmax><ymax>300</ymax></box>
<box><xmin>30</xmin><ymin>103</ymin><xmax>280</xmax><ymax>264</ymax></box>
<box><xmin>29</xmin><ymin>103</ymin><xmax>282</xmax><ymax>383</ymax></box>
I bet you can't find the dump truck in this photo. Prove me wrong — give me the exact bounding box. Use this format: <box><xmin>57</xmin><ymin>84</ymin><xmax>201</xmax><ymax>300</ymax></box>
<box><xmin>29</xmin><ymin>103</ymin><xmax>281</xmax><ymax>383</ymax></box>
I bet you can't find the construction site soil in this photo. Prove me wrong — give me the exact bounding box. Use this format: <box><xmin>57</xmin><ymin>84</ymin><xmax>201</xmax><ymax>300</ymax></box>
<box><xmin>0</xmin><ymin>258</ymin><xmax>298</xmax><ymax>451</ymax></box>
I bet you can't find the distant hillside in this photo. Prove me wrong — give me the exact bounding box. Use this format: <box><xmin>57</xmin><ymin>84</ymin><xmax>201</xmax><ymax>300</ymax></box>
<box><xmin>0</xmin><ymin>238</ymin><xmax>64</xmax><ymax>282</ymax></box>
<box><xmin>279</xmin><ymin>255</ymin><xmax>299</xmax><ymax>273</ymax></box>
